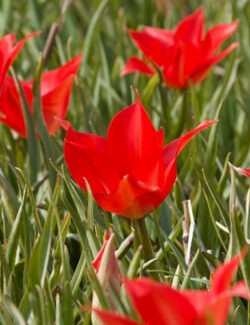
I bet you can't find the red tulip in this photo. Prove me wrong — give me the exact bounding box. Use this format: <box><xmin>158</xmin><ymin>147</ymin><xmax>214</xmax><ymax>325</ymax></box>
<box><xmin>0</xmin><ymin>31</ymin><xmax>40</xmax><ymax>88</ymax></box>
<box><xmin>0</xmin><ymin>54</ymin><xmax>81</xmax><ymax>136</ymax></box>
<box><xmin>92</xmin><ymin>231</ymin><xmax>121</xmax><ymax>324</ymax></box>
<box><xmin>122</xmin><ymin>7</ymin><xmax>238</xmax><ymax>88</ymax></box>
<box><xmin>93</xmin><ymin>251</ymin><xmax>250</xmax><ymax>325</ymax></box>
<box><xmin>63</xmin><ymin>92</ymin><xmax>216</xmax><ymax>218</ymax></box>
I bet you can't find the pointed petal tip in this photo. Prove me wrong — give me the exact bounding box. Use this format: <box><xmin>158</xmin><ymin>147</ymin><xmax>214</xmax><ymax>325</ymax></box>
<box><xmin>211</xmin><ymin>247</ymin><xmax>249</xmax><ymax>293</ymax></box>
<box><xmin>121</xmin><ymin>57</ymin><xmax>155</xmax><ymax>77</ymax></box>
<box><xmin>199</xmin><ymin>119</ymin><xmax>218</xmax><ymax>127</ymax></box>
<box><xmin>230</xmin><ymin>19</ymin><xmax>239</xmax><ymax>31</ymax></box>
<box><xmin>229</xmin><ymin>164</ymin><xmax>250</xmax><ymax>178</ymax></box>
<box><xmin>54</xmin><ymin>117</ymin><xmax>71</xmax><ymax>131</ymax></box>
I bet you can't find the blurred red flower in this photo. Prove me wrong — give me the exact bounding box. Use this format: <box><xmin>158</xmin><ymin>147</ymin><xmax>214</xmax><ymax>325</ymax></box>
<box><xmin>93</xmin><ymin>250</ymin><xmax>250</xmax><ymax>325</ymax></box>
<box><xmin>0</xmin><ymin>32</ymin><xmax>40</xmax><ymax>88</ymax></box>
<box><xmin>63</xmin><ymin>93</ymin><xmax>216</xmax><ymax>218</ymax></box>
<box><xmin>0</xmin><ymin>54</ymin><xmax>81</xmax><ymax>136</ymax></box>
<box><xmin>122</xmin><ymin>7</ymin><xmax>238</xmax><ymax>88</ymax></box>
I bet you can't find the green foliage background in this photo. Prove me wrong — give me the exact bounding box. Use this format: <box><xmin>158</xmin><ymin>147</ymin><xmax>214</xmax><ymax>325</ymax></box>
<box><xmin>0</xmin><ymin>0</ymin><xmax>249</xmax><ymax>324</ymax></box>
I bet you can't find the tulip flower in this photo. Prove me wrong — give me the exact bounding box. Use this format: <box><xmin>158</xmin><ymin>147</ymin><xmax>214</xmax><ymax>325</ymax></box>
<box><xmin>92</xmin><ymin>231</ymin><xmax>121</xmax><ymax>325</ymax></box>
<box><xmin>0</xmin><ymin>31</ymin><xmax>40</xmax><ymax>88</ymax></box>
<box><xmin>63</xmin><ymin>92</ymin><xmax>216</xmax><ymax>218</ymax></box>
<box><xmin>0</xmin><ymin>54</ymin><xmax>81</xmax><ymax>137</ymax></box>
<box><xmin>121</xmin><ymin>7</ymin><xmax>238</xmax><ymax>88</ymax></box>
<box><xmin>93</xmin><ymin>250</ymin><xmax>250</xmax><ymax>325</ymax></box>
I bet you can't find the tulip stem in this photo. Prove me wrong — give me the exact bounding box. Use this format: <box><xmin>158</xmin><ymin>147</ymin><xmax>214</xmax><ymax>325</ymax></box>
<box><xmin>136</xmin><ymin>217</ymin><xmax>160</xmax><ymax>281</ymax></box>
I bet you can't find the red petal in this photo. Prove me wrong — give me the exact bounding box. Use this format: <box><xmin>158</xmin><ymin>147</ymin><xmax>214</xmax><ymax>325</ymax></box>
<box><xmin>64</xmin><ymin>125</ymin><xmax>122</xmax><ymax>194</ymax></box>
<box><xmin>191</xmin><ymin>42</ymin><xmax>237</xmax><ymax>85</ymax></box>
<box><xmin>211</xmin><ymin>249</ymin><xmax>247</xmax><ymax>293</ymax></box>
<box><xmin>121</xmin><ymin>56</ymin><xmax>155</xmax><ymax>76</ymax></box>
<box><xmin>226</xmin><ymin>280</ymin><xmax>250</xmax><ymax>300</ymax></box>
<box><xmin>128</xmin><ymin>28</ymin><xmax>173</xmax><ymax>67</ymax></box>
<box><xmin>0</xmin><ymin>76</ymin><xmax>32</xmax><ymax>137</ymax></box>
<box><xmin>161</xmin><ymin>120</ymin><xmax>216</xmax><ymax>198</ymax></box>
<box><xmin>0</xmin><ymin>31</ymin><xmax>41</xmax><ymax>86</ymax></box>
<box><xmin>160</xmin><ymin>158</ymin><xmax>177</xmax><ymax>202</ymax></box>
<box><xmin>203</xmin><ymin>21</ymin><xmax>238</xmax><ymax>55</ymax></box>
<box><xmin>36</xmin><ymin>55</ymin><xmax>81</xmax><ymax>134</ymax></box>
<box><xmin>39</xmin><ymin>54</ymin><xmax>81</xmax><ymax>95</ymax></box>
<box><xmin>204</xmin><ymin>281</ymin><xmax>250</xmax><ymax>325</ymax></box>
<box><xmin>91</xmin><ymin>231</ymin><xmax>121</xmax><ymax>318</ymax></box>
<box><xmin>180</xmin><ymin>43</ymin><xmax>204</xmax><ymax>84</ymax></box>
<box><xmin>124</xmin><ymin>278</ymin><xmax>196</xmax><ymax>325</ymax></box>
<box><xmin>174</xmin><ymin>7</ymin><xmax>204</xmax><ymax>45</ymax></box>
<box><xmin>162</xmin><ymin>42</ymin><xmax>204</xmax><ymax>88</ymax></box>
<box><xmin>92</xmin><ymin>308</ymin><xmax>140</xmax><ymax>325</ymax></box>
<box><xmin>182</xmin><ymin>290</ymin><xmax>213</xmax><ymax>314</ymax></box>
<box><xmin>183</xmin><ymin>282</ymin><xmax>250</xmax><ymax>325</ymax></box>
<box><xmin>107</xmin><ymin>93</ymin><xmax>163</xmax><ymax>175</ymax></box>
<box><xmin>94</xmin><ymin>174</ymin><xmax>162</xmax><ymax>218</ymax></box>
<box><xmin>144</xmin><ymin>26</ymin><xmax>174</xmax><ymax>42</ymax></box>
<box><xmin>163</xmin><ymin>120</ymin><xmax>217</xmax><ymax>166</ymax></box>
<box><xmin>197</xmin><ymin>295</ymin><xmax>231</xmax><ymax>325</ymax></box>
<box><xmin>41</xmin><ymin>76</ymin><xmax>75</xmax><ymax>134</ymax></box>
<box><xmin>206</xmin><ymin>42</ymin><xmax>238</xmax><ymax>68</ymax></box>
<box><xmin>92</xmin><ymin>231</ymin><xmax>113</xmax><ymax>273</ymax></box>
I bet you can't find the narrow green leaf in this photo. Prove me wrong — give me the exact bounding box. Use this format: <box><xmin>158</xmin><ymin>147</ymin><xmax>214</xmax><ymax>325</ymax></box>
<box><xmin>82</xmin><ymin>0</ymin><xmax>109</xmax><ymax>65</ymax></box>
<box><xmin>6</xmin><ymin>186</ymin><xmax>27</xmax><ymax>271</ymax></box>
<box><xmin>11</xmin><ymin>69</ymin><xmax>40</xmax><ymax>184</ymax></box>
<box><xmin>0</xmin><ymin>294</ymin><xmax>26</xmax><ymax>325</ymax></box>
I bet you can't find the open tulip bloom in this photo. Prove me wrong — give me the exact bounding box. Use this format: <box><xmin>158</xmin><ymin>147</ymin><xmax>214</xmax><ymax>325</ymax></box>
<box><xmin>0</xmin><ymin>54</ymin><xmax>81</xmax><ymax>137</ymax></box>
<box><xmin>121</xmin><ymin>7</ymin><xmax>238</xmax><ymax>88</ymax></box>
<box><xmin>91</xmin><ymin>237</ymin><xmax>250</xmax><ymax>325</ymax></box>
<box><xmin>63</xmin><ymin>93</ymin><xmax>216</xmax><ymax>218</ymax></box>
<box><xmin>0</xmin><ymin>31</ymin><xmax>40</xmax><ymax>88</ymax></box>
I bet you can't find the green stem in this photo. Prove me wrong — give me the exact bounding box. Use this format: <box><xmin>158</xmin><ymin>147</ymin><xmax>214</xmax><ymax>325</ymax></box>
<box><xmin>136</xmin><ymin>217</ymin><xmax>160</xmax><ymax>281</ymax></box>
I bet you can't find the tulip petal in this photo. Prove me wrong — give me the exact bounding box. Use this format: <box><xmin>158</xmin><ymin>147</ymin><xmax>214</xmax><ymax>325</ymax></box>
<box><xmin>163</xmin><ymin>120</ymin><xmax>217</xmax><ymax>166</ymax></box>
<box><xmin>31</xmin><ymin>55</ymin><xmax>81</xmax><ymax>135</ymax></box>
<box><xmin>191</xmin><ymin>42</ymin><xmax>238</xmax><ymax>86</ymax></box>
<box><xmin>0</xmin><ymin>76</ymin><xmax>32</xmax><ymax>137</ymax></box>
<box><xmin>207</xmin><ymin>42</ymin><xmax>238</xmax><ymax>68</ymax></box>
<box><xmin>128</xmin><ymin>28</ymin><xmax>173</xmax><ymax>67</ymax></box>
<box><xmin>144</xmin><ymin>26</ymin><xmax>174</xmax><ymax>42</ymax></box>
<box><xmin>92</xmin><ymin>231</ymin><xmax>121</xmax><ymax>324</ymax></box>
<box><xmin>107</xmin><ymin>94</ymin><xmax>163</xmax><ymax>175</ymax></box>
<box><xmin>0</xmin><ymin>31</ymin><xmax>41</xmax><ymax>85</ymax></box>
<box><xmin>121</xmin><ymin>56</ymin><xmax>155</xmax><ymax>76</ymax></box>
<box><xmin>203</xmin><ymin>21</ymin><xmax>238</xmax><ymax>55</ymax></box>
<box><xmin>161</xmin><ymin>120</ymin><xmax>217</xmax><ymax>199</ymax></box>
<box><xmin>42</xmin><ymin>76</ymin><xmax>75</xmax><ymax>134</ymax></box>
<box><xmin>64</xmin><ymin>125</ymin><xmax>122</xmax><ymax>194</ymax></box>
<box><xmin>92</xmin><ymin>308</ymin><xmax>140</xmax><ymax>325</ymax></box>
<box><xmin>124</xmin><ymin>278</ymin><xmax>196</xmax><ymax>325</ymax></box>
<box><xmin>211</xmin><ymin>249</ymin><xmax>247</xmax><ymax>293</ymax></box>
<box><xmin>226</xmin><ymin>280</ymin><xmax>250</xmax><ymax>300</ymax></box>
<box><xmin>92</xmin><ymin>231</ymin><xmax>113</xmax><ymax>273</ymax></box>
<box><xmin>94</xmin><ymin>174</ymin><xmax>162</xmax><ymax>218</ymax></box>
<box><xmin>92</xmin><ymin>231</ymin><xmax>121</xmax><ymax>294</ymax></box>
<box><xmin>174</xmin><ymin>7</ymin><xmax>204</xmax><ymax>44</ymax></box>
<box><xmin>188</xmin><ymin>292</ymin><xmax>231</xmax><ymax>325</ymax></box>
<box><xmin>39</xmin><ymin>54</ymin><xmax>81</xmax><ymax>95</ymax></box>
<box><xmin>182</xmin><ymin>281</ymin><xmax>250</xmax><ymax>325</ymax></box>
